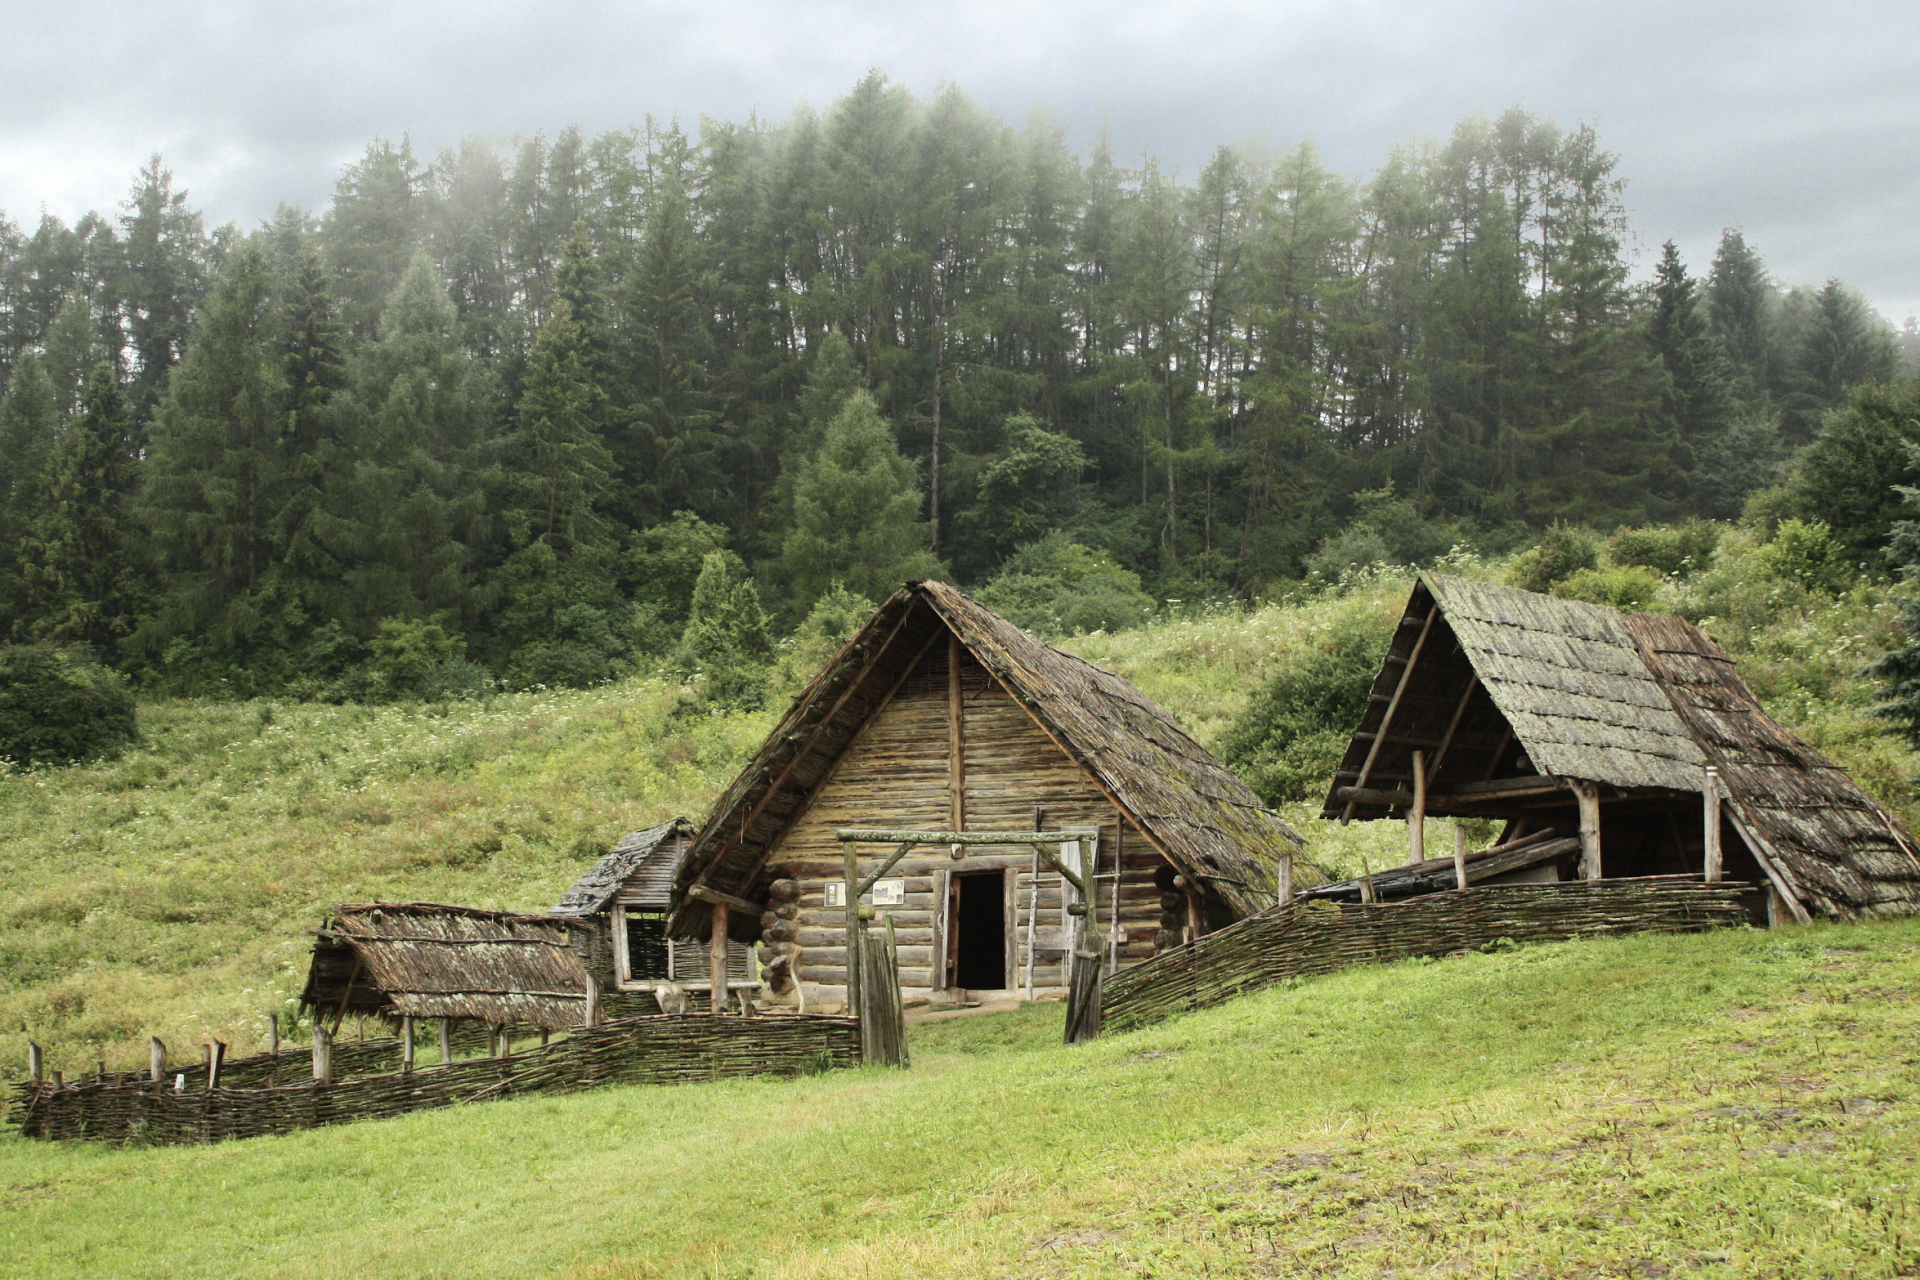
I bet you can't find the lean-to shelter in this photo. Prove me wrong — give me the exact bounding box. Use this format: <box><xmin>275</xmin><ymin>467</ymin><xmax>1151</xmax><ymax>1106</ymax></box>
<box><xmin>1323</xmin><ymin>575</ymin><xmax>1920</xmax><ymax>922</ymax></box>
<box><xmin>301</xmin><ymin>903</ymin><xmax>595</xmax><ymax>1031</ymax></box>
<box><xmin>551</xmin><ymin>818</ymin><xmax>755</xmax><ymax>1010</ymax></box>
<box><xmin>669</xmin><ymin>580</ymin><xmax>1306</xmax><ymax>1010</ymax></box>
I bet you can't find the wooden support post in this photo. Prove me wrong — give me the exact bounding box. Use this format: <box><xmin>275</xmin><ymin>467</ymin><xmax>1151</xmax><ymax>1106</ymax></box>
<box><xmin>1276</xmin><ymin>852</ymin><xmax>1293</xmax><ymax>906</ymax></box>
<box><xmin>311</xmin><ymin>1025</ymin><xmax>332</xmax><ymax>1085</ymax></box>
<box><xmin>843</xmin><ymin>840</ymin><xmax>861</xmax><ymax>1018</ymax></box>
<box><xmin>584</xmin><ymin>973</ymin><xmax>601</xmax><ymax>1027</ymax></box>
<box><xmin>52</xmin><ymin>1071</ymin><xmax>63</xmax><ymax>1089</ymax></box>
<box><xmin>27</xmin><ymin>1041</ymin><xmax>42</xmax><ymax>1084</ymax></box>
<box><xmin>1453</xmin><ymin>822</ymin><xmax>1469</xmax><ymax>891</ymax></box>
<box><xmin>149</xmin><ymin>1037</ymin><xmax>165</xmax><ymax>1083</ymax></box>
<box><xmin>1358</xmin><ymin>855</ymin><xmax>1376</xmax><ymax>905</ymax></box>
<box><xmin>401</xmin><ymin>1017</ymin><xmax>415</xmax><ymax>1074</ymax></box>
<box><xmin>437</xmin><ymin>1017</ymin><xmax>452</xmax><ymax>1067</ymax></box>
<box><xmin>268</xmin><ymin>1012</ymin><xmax>280</xmax><ymax>1055</ymax></box>
<box><xmin>1703</xmin><ymin>766</ymin><xmax>1723</xmax><ymax>883</ymax></box>
<box><xmin>948</xmin><ymin>634</ymin><xmax>965</xmax><ymax>835</ymax></box>
<box><xmin>1573</xmin><ymin>780</ymin><xmax>1602</xmax><ymax>881</ymax></box>
<box><xmin>709</xmin><ymin>901</ymin><xmax>730</xmax><ymax>1016</ymax></box>
<box><xmin>1408</xmin><ymin>749</ymin><xmax>1428</xmax><ymax>866</ymax></box>
<box><xmin>1342</xmin><ymin>603</ymin><xmax>1440</xmax><ymax>822</ymax></box>
<box><xmin>207</xmin><ymin>1040</ymin><xmax>227</xmax><ymax>1089</ymax></box>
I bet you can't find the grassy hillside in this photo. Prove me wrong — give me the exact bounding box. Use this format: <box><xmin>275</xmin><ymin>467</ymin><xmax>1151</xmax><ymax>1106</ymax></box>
<box><xmin>2</xmin><ymin>920</ymin><xmax>1916</xmax><ymax>1278</ymax></box>
<box><xmin>2</xmin><ymin>552</ymin><xmax>1916</xmax><ymax>1072</ymax></box>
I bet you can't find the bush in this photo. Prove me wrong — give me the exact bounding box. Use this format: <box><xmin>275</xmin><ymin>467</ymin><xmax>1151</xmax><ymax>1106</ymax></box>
<box><xmin>1552</xmin><ymin>565</ymin><xmax>1664</xmax><ymax>611</ymax></box>
<box><xmin>773</xmin><ymin>584</ymin><xmax>877</xmax><ymax>691</ymax></box>
<box><xmin>1506</xmin><ymin>524</ymin><xmax>1599</xmax><ymax>593</ymax></box>
<box><xmin>0</xmin><ymin>646</ymin><xmax>139</xmax><ymax>767</ymax></box>
<box><xmin>1752</xmin><ymin>519</ymin><xmax>1850</xmax><ymax>596</ymax></box>
<box><xmin>973</xmin><ymin>534</ymin><xmax>1156</xmax><ymax>637</ymax></box>
<box><xmin>1216</xmin><ymin>607</ymin><xmax>1391</xmax><ymax>805</ymax></box>
<box><xmin>1606</xmin><ymin>521</ymin><xmax>1721</xmax><ymax>579</ymax></box>
<box><xmin>1304</xmin><ymin>485</ymin><xmax>1461</xmax><ymax>582</ymax></box>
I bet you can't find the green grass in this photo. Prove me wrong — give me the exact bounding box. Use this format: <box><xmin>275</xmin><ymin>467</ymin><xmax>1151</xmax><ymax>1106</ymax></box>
<box><xmin>2</xmin><ymin>920</ymin><xmax>1916</xmax><ymax>1278</ymax></box>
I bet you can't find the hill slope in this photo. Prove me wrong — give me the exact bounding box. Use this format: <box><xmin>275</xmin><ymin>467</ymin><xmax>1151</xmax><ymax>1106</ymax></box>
<box><xmin>2</xmin><ymin>921</ymin><xmax>1917</xmax><ymax>1278</ymax></box>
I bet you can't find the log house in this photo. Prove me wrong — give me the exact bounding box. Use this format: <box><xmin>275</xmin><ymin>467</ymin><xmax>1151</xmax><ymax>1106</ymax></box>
<box><xmin>668</xmin><ymin>580</ymin><xmax>1306</xmax><ymax>1010</ymax></box>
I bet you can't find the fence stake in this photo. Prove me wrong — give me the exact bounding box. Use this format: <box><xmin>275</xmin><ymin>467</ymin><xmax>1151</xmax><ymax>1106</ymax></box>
<box><xmin>1453</xmin><ymin>823</ymin><xmax>1470</xmax><ymax>892</ymax></box>
<box><xmin>312</xmin><ymin>1025</ymin><xmax>333</xmax><ymax>1085</ymax></box>
<box><xmin>401</xmin><ymin>1017</ymin><xmax>414</xmax><ymax>1074</ymax></box>
<box><xmin>268</xmin><ymin>1012</ymin><xmax>279</xmax><ymax>1055</ymax></box>
<box><xmin>27</xmin><ymin>1041</ymin><xmax>41</xmax><ymax>1084</ymax></box>
<box><xmin>1408</xmin><ymin>750</ymin><xmax>1427</xmax><ymax>866</ymax></box>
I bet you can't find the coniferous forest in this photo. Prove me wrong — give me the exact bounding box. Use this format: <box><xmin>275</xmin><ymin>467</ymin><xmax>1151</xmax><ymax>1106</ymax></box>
<box><xmin>1</xmin><ymin>73</ymin><xmax>1915</xmax><ymax>703</ymax></box>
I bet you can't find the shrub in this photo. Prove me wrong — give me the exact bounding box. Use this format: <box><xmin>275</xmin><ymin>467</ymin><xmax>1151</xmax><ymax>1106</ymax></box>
<box><xmin>1605</xmin><ymin>521</ymin><xmax>1721</xmax><ymax>579</ymax></box>
<box><xmin>1216</xmin><ymin>607</ymin><xmax>1391</xmax><ymax>805</ymax></box>
<box><xmin>0</xmin><ymin>645</ymin><xmax>138</xmax><ymax>767</ymax></box>
<box><xmin>1505</xmin><ymin>524</ymin><xmax>1599</xmax><ymax>593</ymax></box>
<box><xmin>773</xmin><ymin>584</ymin><xmax>877</xmax><ymax>692</ymax></box>
<box><xmin>1551</xmin><ymin>565</ymin><xmax>1664</xmax><ymax>611</ymax></box>
<box><xmin>1752</xmin><ymin>519</ymin><xmax>1849</xmax><ymax>596</ymax></box>
<box><xmin>973</xmin><ymin>534</ymin><xmax>1156</xmax><ymax>637</ymax></box>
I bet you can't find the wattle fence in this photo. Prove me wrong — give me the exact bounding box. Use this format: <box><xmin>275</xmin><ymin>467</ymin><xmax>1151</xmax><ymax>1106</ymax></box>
<box><xmin>13</xmin><ymin>1013</ymin><xmax>859</xmax><ymax>1146</ymax></box>
<box><xmin>1102</xmin><ymin>875</ymin><xmax>1753</xmax><ymax>1034</ymax></box>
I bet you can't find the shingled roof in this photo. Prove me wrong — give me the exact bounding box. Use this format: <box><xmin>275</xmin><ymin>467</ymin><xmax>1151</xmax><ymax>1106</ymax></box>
<box><xmin>301</xmin><ymin>903</ymin><xmax>594</xmax><ymax>1031</ymax></box>
<box><xmin>1625</xmin><ymin>613</ymin><xmax>1920</xmax><ymax>919</ymax></box>
<box><xmin>552</xmin><ymin>818</ymin><xmax>696</xmax><ymax>916</ymax></box>
<box><xmin>673</xmin><ymin>580</ymin><xmax>1303</xmax><ymax>937</ymax></box>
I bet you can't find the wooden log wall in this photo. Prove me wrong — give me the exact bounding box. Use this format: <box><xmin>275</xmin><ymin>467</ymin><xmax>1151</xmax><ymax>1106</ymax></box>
<box><xmin>1102</xmin><ymin>876</ymin><xmax>1753</xmax><ymax>1034</ymax></box>
<box><xmin>765</xmin><ymin>641</ymin><xmax>1173</xmax><ymax>998</ymax></box>
<box><xmin>10</xmin><ymin>1014</ymin><xmax>860</xmax><ymax>1147</ymax></box>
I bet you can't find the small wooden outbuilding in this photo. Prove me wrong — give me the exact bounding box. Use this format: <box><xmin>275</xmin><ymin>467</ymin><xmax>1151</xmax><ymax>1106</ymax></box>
<box><xmin>551</xmin><ymin>818</ymin><xmax>756</xmax><ymax>1011</ymax></box>
<box><xmin>301</xmin><ymin>902</ymin><xmax>596</xmax><ymax>1031</ymax></box>
<box><xmin>1324</xmin><ymin>575</ymin><xmax>1920</xmax><ymax>922</ymax></box>
<box><xmin>668</xmin><ymin>580</ymin><xmax>1306</xmax><ymax>1010</ymax></box>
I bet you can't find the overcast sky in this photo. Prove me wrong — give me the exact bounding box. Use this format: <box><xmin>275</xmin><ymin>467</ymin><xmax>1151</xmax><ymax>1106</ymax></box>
<box><xmin>3</xmin><ymin>0</ymin><xmax>1916</xmax><ymax>322</ymax></box>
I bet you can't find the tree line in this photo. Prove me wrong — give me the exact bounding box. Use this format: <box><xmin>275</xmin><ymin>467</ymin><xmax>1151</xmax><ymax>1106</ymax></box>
<box><xmin>0</xmin><ymin>72</ymin><xmax>1913</xmax><ymax>700</ymax></box>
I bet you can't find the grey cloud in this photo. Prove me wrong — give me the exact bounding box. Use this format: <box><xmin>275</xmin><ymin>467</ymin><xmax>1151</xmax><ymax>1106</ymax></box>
<box><xmin>3</xmin><ymin>0</ymin><xmax>1916</xmax><ymax>318</ymax></box>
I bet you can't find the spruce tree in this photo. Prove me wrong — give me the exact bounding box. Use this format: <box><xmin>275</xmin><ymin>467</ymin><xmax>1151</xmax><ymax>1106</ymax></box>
<box><xmin>0</xmin><ymin>355</ymin><xmax>61</xmax><ymax>635</ymax></box>
<box><xmin>119</xmin><ymin>156</ymin><xmax>210</xmax><ymax>430</ymax></box>
<box><xmin>15</xmin><ymin>365</ymin><xmax>142</xmax><ymax>649</ymax></box>
<box><xmin>271</xmin><ymin>251</ymin><xmax>352</xmax><ymax>633</ymax></box>
<box><xmin>1646</xmin><ymin>241</ymin><xmax>1731</xmax><ymax>474</ymax></box>
<box><xmin>780</xmin><ymin>390</ymin><xmax>943</xmax><ymax>613</ymax></box>
<box><xmin>676</xmin><ymin>549</ymin><xmax>773</xmax><ymax>708</ymax></box>
<box><xmin>140</xmin><ymin>243</ymin><xmax>291</xmax><ymax>674</ymax></box>
<box><xmin>1707</xmin><ymin>229</ymin><xmax>1771</xmax><ymax>395</ymax></box>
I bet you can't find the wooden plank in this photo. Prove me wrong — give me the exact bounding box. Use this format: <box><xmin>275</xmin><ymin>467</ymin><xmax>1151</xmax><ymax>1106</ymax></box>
<box><xmin>689</xmin><ymin>884</ymin><xmax>760</xmax><ymax>915</ymax></box>
<box><xmin>930</xmin><ymin>868</ymin><xmax>951</xmax><ymax>992</ymax></box>
<box><xmin>948</xmin><ymin>634</ymin><xmax>965</xmax><ymax>832</ymax></box>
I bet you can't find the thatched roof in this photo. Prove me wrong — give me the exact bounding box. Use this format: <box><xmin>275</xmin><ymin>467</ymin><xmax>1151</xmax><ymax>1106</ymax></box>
<box><xmin>553</xmin><ymin>818</ymin><xmax>696</xmax><ymax>916</ymax></box>
<box><xmin>301</xmin><ymin>903</ymin><xmax>594</xmax><ymax>1031</ymax></box>
<box><xmin>1624</xmin><ymin>613</ymin><xmax>1920</xmax><ymax>918</ymax></box>
<box><xmin>673</xmin><ymin>580</ymin><xmax>1303</xmax><ymax>937</ymax></box>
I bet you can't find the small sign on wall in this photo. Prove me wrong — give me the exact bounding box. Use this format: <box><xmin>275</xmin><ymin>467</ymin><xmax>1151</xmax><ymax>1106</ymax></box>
<box><xmin>825</xmin><ymin>879</ymin><xmax>906</xmax><ymax>907</ymax></box>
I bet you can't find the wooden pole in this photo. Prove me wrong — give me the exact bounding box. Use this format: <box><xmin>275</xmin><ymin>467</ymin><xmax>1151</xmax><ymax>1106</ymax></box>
<box><xmin>1453</xmin><ymin>822</ymin><xmax>1469</xmax><ymax>891</ymax></box>
<box><xmin>1276</xmin><ymin>852</ymin><xmax>1293</xmax><ymax>906</ymax></box>
<box><xmin>1703</xmin><ymin>766</ymin><xmax>1723</xmax><ymax>883</ymax></box>
<box><xmin>208</xmin><ymin>1040</ymin><xmax>226</xmax><ymax>1090</ymax></box>
<box><xmin>1574</xmin><ymin>780</ymin><xmax>1602</xmax><ymax>881</ymax></box>
<box><xmin>268</xmin><ymin>1012</ymin><xmax>279</xmax><ymax>1055</ymax></box>
<box><xmin>1408</xmin><ymin>749</ymin><xmax>1428</xmax><ymax>866</ymax></box>
<box><xmin>27</xmin><ymin>1041</ymin><xmax>42</xmax><ymax>1084</ymax></box>
<box><xmin>584</xmin><ymin>972</ymin><xmax>601</xmax><ymax>1026</ymax></box>
<box><xmin>1358</xmin><ymin>855</ymin><xmax>1376</xmax><ymax>905</ymax></box>
<box><xmin>438</xmin><ymin>1017</ymin><xmax>453</xmax><ymax>1067</ymax></box>
<box><xmin>1342</xmin><ymin>602</ymin><xmax>1440</xmax><ymax>822</ymax></box>
<box><xmin>948</xmin><ymin>634</ymin><xmax>965</xmax><ymax>837</ymax></box>
<box><xmin>149</xmin><ymin>1037</ymin><xmax>165</xmax><ymax>1083</ymax></box>
<box><xmin>843</xmin><ymin>840</ymin><xmax>861</xmax><ymax>1018</ymax></box>
<box><xmin>401</xmin><ymin>1017</ymin><xmax>415</xmax><ymax>1074</ymax></box>
<box><xmin>709</xmin><ymin>901</ymin><xmax>730</xmax><ymax>1015</ymax></box>
<box><xmin>1023</xmin><ymin>846</ymin><xmax>1040</xmax><ymax>1000</ymax></box>
<box><xmin>311</xmin><ymin>1025</ymin><xmax>332</xmax><ymax>1085</ymax></box>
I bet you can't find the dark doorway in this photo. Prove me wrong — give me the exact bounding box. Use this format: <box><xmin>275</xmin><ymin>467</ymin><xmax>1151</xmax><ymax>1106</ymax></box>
<box><xmin>953</xmin><ymin>872</ymin><xmax>1006</xmax><ymax>990</ymax></box>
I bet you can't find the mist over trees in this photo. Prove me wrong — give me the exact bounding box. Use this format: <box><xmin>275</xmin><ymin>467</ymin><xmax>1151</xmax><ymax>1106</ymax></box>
<box><xmin>0</xmin><ymin>73</ymin><xmax>1911</xmax><ymax>697</ymax></box>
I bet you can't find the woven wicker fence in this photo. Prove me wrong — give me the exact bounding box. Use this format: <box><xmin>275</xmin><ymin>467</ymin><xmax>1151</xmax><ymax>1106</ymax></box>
<box><xmin>1103</xmin><ymin>875</ymin><xmax>1753</xmax><ymax>1035</ymax></box>
<box><xmin>13</xmin><ymin>1013</ymin><xmax>859</xmax><ymax>1146</ymax></box>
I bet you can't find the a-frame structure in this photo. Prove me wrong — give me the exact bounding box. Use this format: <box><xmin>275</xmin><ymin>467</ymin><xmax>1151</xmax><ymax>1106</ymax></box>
<box><xmin>669</xmin><ymin>580</ymin><xmax>1304</xmax><ymax>1009</ymax></box>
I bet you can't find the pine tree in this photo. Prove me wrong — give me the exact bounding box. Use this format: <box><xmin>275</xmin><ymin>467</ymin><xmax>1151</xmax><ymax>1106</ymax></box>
<box><xmin>119</xmin><ymin>156</ymin><xmax>209</xmax><ymax>430</ymax></box>
<box><xmin>14</xmin><ymin>364</ymin><xmax>142</xmax><ymax>649</ymax></box>
<box><xmin>323</xmin><ymin>139</ymin><xmax>425</xmax><ymax>341</ymax></box>
<box><xmin>139</xmin><ymin>243</ymin><xmax>291</xmax><ymax>673</ymax></box>
<box><xmin>1707</xmin><ymin>229</ymin><xmax>1771</xmax><ymax>395</ymax></box>
<box><xmin>271</xmin><ymin>251</ymin><xmax>352</xmax><ymax>630</ymax></box>
<box><xmin>780</xmin><ymin>390</ymin><xmax>943</xmax><ymax>613</ymax></box>
<box><xmin>0</xmin><ymin>354</ymin><xmax>61</xmax><ymax>634</ymax></box>
<box><xmin>1646</xmin><ymin>241</ymin><xmax>1732</xmax><ymax>478</ymax></box>
<box><xmin>676</xmin><ymin>549</ymin><xmax>773</xmax><ymax>708</ymax></box>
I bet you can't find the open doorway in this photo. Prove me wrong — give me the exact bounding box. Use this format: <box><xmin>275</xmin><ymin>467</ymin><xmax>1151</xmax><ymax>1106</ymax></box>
<box><xmin>951</xmin><ymin>871</ymin><xmax>1006</xmax><ymax>991</ymax></box>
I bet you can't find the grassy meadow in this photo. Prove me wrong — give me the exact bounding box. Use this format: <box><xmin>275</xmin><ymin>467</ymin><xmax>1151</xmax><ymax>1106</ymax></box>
<box><xmin>1</xmin><ymin>919</ymin><xmax>1916</xmax><ymax>1278</ymax></box>
<box><xmin>4</xmin><ymin>547</ymin><xmax>1919</xmax><ymax>1073</ymax></box>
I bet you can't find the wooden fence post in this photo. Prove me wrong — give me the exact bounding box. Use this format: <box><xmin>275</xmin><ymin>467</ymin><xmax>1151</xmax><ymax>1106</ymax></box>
<box><xmin>268</xmin><ymin>1012</ymin><xmax>279</xmax><ymax>1055</ymax></box>
<box><xmin>1453</xmin><ymin>823</ymin><xmax>1470</xmax><ymax>892</ymax></box>
<box><xmin>312</xmin><ymin>1025</ymin><xmax>332</xmax><ymax>1085</ymax></box>
<box><xmin>206</xmin><ymin>1040</ymin><xmax>226</xmax><ymax>1090</ymax></box>
<box><xmin>27</xmin><ymin>1041</ymin><xmax>41</xmax><ymax>1084</ymax></box>
<box><xmin>401</xmin><ymin>1017</ymin><xmax>414</xmax><ymax>1074</ymax></box>
<box><xmin>149</xmin><ymin>1037</ymin><xmax>165</xmax><ymax>1084</ymax></box>
<box><xmin>585</xmin><ymin>973</ymin><xmax>601</xmax><ymax>1027</ymax></box>
<box><xmin>1703</xmin><ymin>766</ymin><xmax>1722</xmax><ymax>883</ymax></box>
<box><xmin>1276</xmin><ymin>853</ymin><xmax>1293</xmax><ymax>907</ymax></box>
<box><xmin>1408</xmin><ymin>750</ymin><xmax>1428</xmax><ymax>865</ymax></box>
